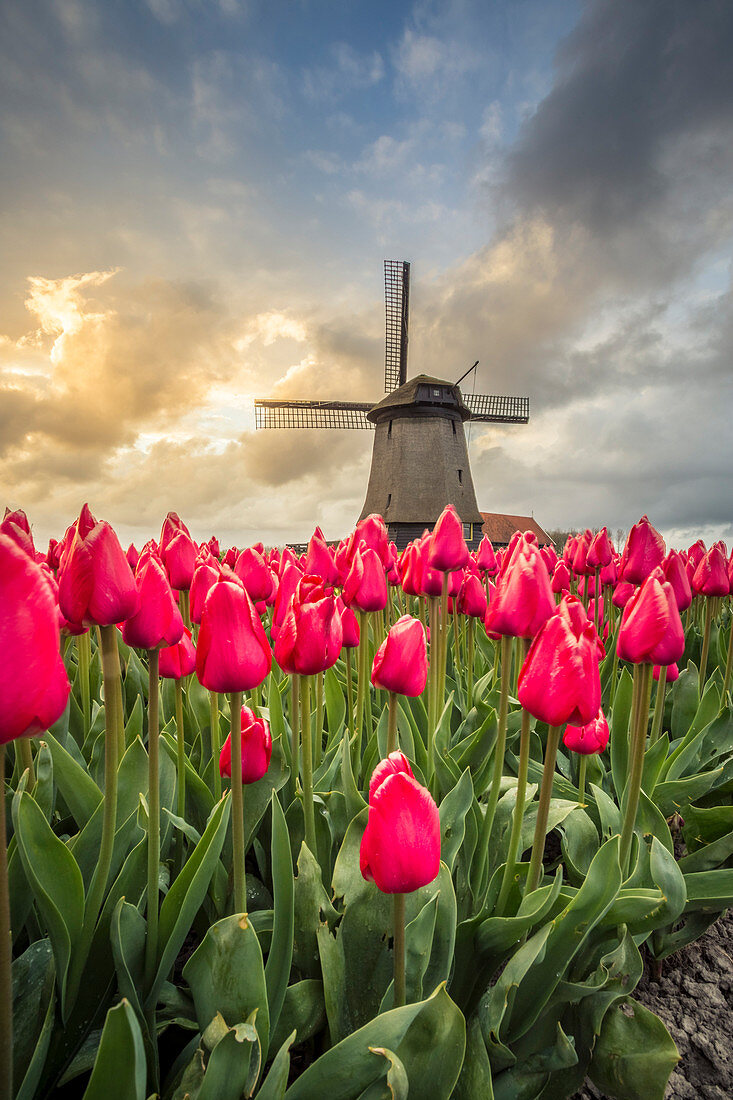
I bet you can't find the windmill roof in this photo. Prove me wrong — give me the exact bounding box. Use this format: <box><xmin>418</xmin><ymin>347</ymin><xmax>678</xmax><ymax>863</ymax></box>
<box><xmin>367</xmin><ymin>374</ymin><xmax>471</xmax><ymax>422</ymax></box>
<box><xmin>479</xmin><ymin>512</ymin><xmax>554</xmax><ymax>548</ymax></box>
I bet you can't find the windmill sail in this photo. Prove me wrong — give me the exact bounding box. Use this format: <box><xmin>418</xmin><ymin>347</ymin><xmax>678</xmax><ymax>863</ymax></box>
<box><xmin>254</xmin><ymin>399</ymin><xmax>373</xmax><ymax>430</ymax></box>
<box><xmin>462</xmin><ymin>393</ymin><xmax>530</xmax><ymax>423</ymax></box>
<box><xmin>384</xmin><ymin>260</ymin><xmax>410</xmax><ymax>392</ymax></box>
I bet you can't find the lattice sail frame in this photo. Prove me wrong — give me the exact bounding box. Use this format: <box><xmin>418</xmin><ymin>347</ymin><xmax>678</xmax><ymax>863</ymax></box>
<box><xmin>463</xmin><ymin>393</ymin><xmax>530</xmax><ymax>423</ymax></box>
<box><xmin>253</xmin><ymin>399</ymin><xmax>373</xmax><ymax>430</ymax></box>
<box><xmin>384</xmin><ymin>259</ymin><xmax>410</xmax><ymax>393</ymax></box>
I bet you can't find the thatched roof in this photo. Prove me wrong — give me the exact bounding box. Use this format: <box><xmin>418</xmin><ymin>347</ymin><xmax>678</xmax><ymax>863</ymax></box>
<box><xmin>367</xmin><ymin>374</ymin><xmax>471</xmax><ymax>422</ymax></box>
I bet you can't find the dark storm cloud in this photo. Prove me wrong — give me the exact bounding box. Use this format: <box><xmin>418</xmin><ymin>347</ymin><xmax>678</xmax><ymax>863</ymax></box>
<box><xmin>507</xmin><ymin>0</ymin><xmax>733</xmax><ymax>239</ymax></box>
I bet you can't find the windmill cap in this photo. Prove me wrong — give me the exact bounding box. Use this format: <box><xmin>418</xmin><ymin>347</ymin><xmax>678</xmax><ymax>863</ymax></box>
<box><xmin>367</xmin><ymin>374</ymin><xmax>471</xmax><ymax>424</ymax></box>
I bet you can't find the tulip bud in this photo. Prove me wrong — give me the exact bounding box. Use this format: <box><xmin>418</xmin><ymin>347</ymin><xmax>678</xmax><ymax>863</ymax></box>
<box><xmin>337</xmin><ymin>596</ymin><xmax>360</xmax><ymax>648</ymax></box>
<box><xmin>343</xmin><ymin>545</ymin><xmax>388</xmax><ymax>612</ymax></box>
<box><xmin>371</xmin><ymin>616</ymin><xmax>428</xmax><ymax>697</ymax></box>
<box><xmin>234</xmin><ymin>546</ymin><xmax>273</xmax><ymax>603</ymax></box>
<box><xmin>304</xmin><ymin>526</ymin><xmax>339</xmax><ymax>585</ymax></box>
<box><xmin>476</xmin><ymin>536</ymin><xmax>498</xmax><ymax>576</ymax></box>
<box><xmin>159</xmin><ymin>627</ymin><xmax>196</xmax><ymax>679</ymax></box>
<box><xmin>587</xmin><ymin>527</ymin><xmax>613</xmax><ymax>569</ymax></box>
<box><xmin>563</xmin><ymin>710</ymin><xmax>610</xmax><ymax>755</ymax></box>
<box><xmin>359</xmin><ymin>760</ymin><xmax>440</xmax><ymax>894</ymax></box>
<box><xmin>122</xmin><ymin>557</ymin><xmax>184</xmax><ymax>651</ymax></box>
<box><xmin>220</xmin><ymin>706</ymin><xmax>272</xmax><ymax>784</ymax></box>
<box><xmin>1</xmin><ymin>534</ymin><xmax>71</xmax><ymax>743</ymax></box>
<box><xmin>427</xmin><ymin>504</ymin><xmax>468</xmax><ymax>573</ymax></box>
<box><xmin>274</xmin><ymin>575</ymin><xmax>343</xmax><ymax>675</ymax></box>
<box><xmin>456</xmin><ymin>573</ymin><xmax>487</xmax><ymax>618</ymax></box>
<box><xmin>518</xmin><ymin>595</ymin><xmax>601</xmax><ymax>727</ymax></box>
<box><xmin>58</xmin><ymin>505</ymin><xmax>137</xmax><ymax>627</ymax></box>
<box><xmin>620</xmin><ymin>515</ymin><xmax>665</xmax><ymax>584</ymax></box>
<box><xmin>692</xmin><ymin>545</ymin><xmax>729</xmax><ymax>597</ymax></box>
<box><xmin>661</xmin><ymin>550</ymin><xmax>692</xmax><ymax>612</ymax></box>
<box><xmin>654</xmin><ymin>662</ymin><xmax>679</xmax><ymax>682</ymax></box>
<box><xmin>551</xmin><ymin>561</ymin><xmax>571</xmax><ymax>594</ymax></box>
<box><xmin>485</xmin><ymin>534</ymin><xmax>555</xmax><ymax>639</ymax></box>
<box><xmin>196</xmin><ymin>578</ymin><xmax>272</xmax><ymax>692</ymax></box>
<box><xmin>617</xmin><ymin>568</ymin><xmax>685</xmax><ymax>666</ymax></box>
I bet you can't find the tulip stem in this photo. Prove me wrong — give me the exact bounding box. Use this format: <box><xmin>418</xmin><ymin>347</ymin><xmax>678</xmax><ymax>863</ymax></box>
<box><xmin>175</xmin><ymin>678</ymin><xmax>186</xmax><ymax>873</ymax></box>
<box><xmin>210</xmin><ymin>691</ymin><xmax>221</xmax><ymax>801</ymax></box>
<box><xmin>439</xmin><ymin>572</ymin><xmax>449</xmax><ymax>708</ymax></box>
<box><xmin>393</xmin><ymin>892</ymin><xmax>406</xmax><ymax>1008</ymax></box>
<box><xmin>355</xmin><ymin>611</ymin><xmax>369</xmax><ymax>766</ymax></box>
<box><xmin>477</xmin><ymin>634</ymin><xmax>513</xmax><ymax>889</ymax></box>
<box><xmin>144</xmin><ymin>650</ymin><xmax>161</xmax><ymax>992</ymax></box>
<box><xmin>452</xmin><ymin>605</ymin><xmax>462</xmax><ymax>675</ymax></box>
<box><xmin>699</xmin><ymin>598</ymin><xmax>713</xmax><ymax>695</ymax></box>
<box><xmin>67</xmin><ymin>624</ymin><xmax>120</xmax><ymax>1013</ymax></box>
<box><xmin>315</xmin><ymin>671</ymin><xmax>324</xmax><ymax>769</ymax></box>
<box><xmin>650</xmin><ymin>666</ymin><xmax>668</xmax><ymax>744</ymax></box>
<box><xmin>593</xmin><ymin>568</ymin><xmax>600</xmax><ymax>635</ymax></box>
<box><xmin>229</xmin><ymin>691</ymin><xmax>247</xmax><ymax>912</ymax></box>
<box><xmin>577</xmin><ymin>755</ymin><xmax>588</xmax><ymax>808</ymax></box>
<box><xmin>467</xmin><ymin>618</ymin><xmax>475</xmax><ymax>703</ymax></box>
<box><xmin>0</xmin><ymin>745</ymin><xmax>12</xmax><ymax>1100</ymax></box>
<box><xmin>18</xmin><ymin>737</ymin><xmax>35</xmax><ymax>787</ymax></box>
<box><xmin>77</xmin><ymin>629</ymin><xmax>92</xmax><ymax>736</ymax></box>
<box><xmin>619</xmin><ymin>663</ymin><xmax>653</xmax><ymax>877</ymax></box>
<box><xmin>290</xmin><ymin>675</ymin><xmax>300</xmax><ymax>802</ymax></box>
<box><xmin>387</xmin><ymin>691</ymin><xmax>399</xmax><ymax>755</ymax></box>
<box><xmin>723</xmin><ymin>612</ymin><xmax>733</xmax><ymax>704</ymax></box>
<box><xmin>526</xmin><ymin>725</ymin><xmax>563</xmax><ymax>894</ymax></box>
<box><xmin>345</xmin><ymin>650</ymin><xmax>354</xmax><ymax>738</ymax></box>
<box><xmin>496</xmin><ymin>691</ymin><xmax>532</xmax><ymax>914</ymax></box>
<box><xmin>300</xmin><ymin>677</ymin><xmax>317</xmax><ymax>857</ymax></box>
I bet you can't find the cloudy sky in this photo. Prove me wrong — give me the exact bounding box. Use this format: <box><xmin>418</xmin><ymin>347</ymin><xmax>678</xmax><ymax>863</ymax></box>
<box><xmin>2</xmin><ymin>0</ymin><xmax>732</xmax><ymax>551</ymax></box>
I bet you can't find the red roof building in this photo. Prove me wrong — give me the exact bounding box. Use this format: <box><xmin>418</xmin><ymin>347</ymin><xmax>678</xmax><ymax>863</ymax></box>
<box><xmin>479</xmin><ymin>512</ymin><xmax>554</xmax><ymax>549</ymax></box>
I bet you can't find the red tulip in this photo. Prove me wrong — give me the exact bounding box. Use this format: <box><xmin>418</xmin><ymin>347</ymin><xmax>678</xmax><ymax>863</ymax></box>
<box><xmin>661</xmin><ymin>550</ymin><xmax>692</xmax><ymax>612</ymax></box>
<box><xmin>367</xmin><ymin>750</ymin><xmax>414</xmax><ymax>803</ymax></box>
<box><xmin>600</xmin><ymin>556</ymin><xmax>619</xmax><ymax>587</ymax></box>
<box><xmin>692</xmin><ymin>545</ymin><xmax>729</xmax><ymax>598</ymax></box>
<box><xmin>484</xmin><ymin>534</ymin><xmax>555</xmax><ymax>639</ymax></box>
<box><xmin>58</xmin><ymin>505</ymin><xmax>137</xmax><ymax>627</ymax></box>
<box><xmin>337</xmin><ymin>597</ymin><xmax>360</xmax><ymax>648</ymax></box>
<box><xmin>476</xmin><ymin>536</ymin><xmax>498</xmax><ymax>577</ymax></box>
<box><xmin>571</xmin><ymin>530</ymin><xmax>593</xmax><ymax>577</ymax></box>
<box><xmin>304</xmin><ymin>526</ymin><xmax>338</xmax><ymax>585</ymax></box>
<box><xmin>654</xmin><ymin>662</ymin><xmax>679</xmax><ymax>682</ymax></box>
<box><xmin>456</xmin><ymin>573</ymin><xmax>487</xmax><ymax>618</ymax></box>
<box><xmin>371</xmin><ymin>615</ymin><xmax>428</xmax><ymax>697</ymax></box>
<box><xmin>359</xmin><ymin>760</ymin><xmax>440</xmax><ymax>894</ymax></box>
<box><xmin>687</xmin><ymin>539</ymin><xmax>706</xmax><ymax>568</ymax></box>
<box><xmin>343</xmin><ymin>545</ymin><xmax>388</xmax><ymax>612</ymax></box>
<box><xmin>196</xmin><ymin>577</ymin><xmax>272</xmax><ymax>692</ymax></box>
<box><xmin>234</xmin><ymin>546</ymin><xmax>273</xmax><ymax>603</ymax></box>
<box><xmin>517</xmin><ymin>595</ymin><xmax>601</xmax><ymax>727</ymax></box>
<box><xmin>551</xmin><ymin>561</ymin><xmax>571</xmax><ymax>594</ymax></box>
<box><xmin>620</xmin><ymin>515</ymin><xmax>665</xmax><ymax>584</ymax></box>
<box><xmin>617</xmin><ymin>568</ymin><xmax>684</xmax><ymax>665</ymax></box>
<box><xmin>274</xmin><ymin>575</ymin><xmax>343</xmax><ymax>675</ymax></box>
<box><xmin>354</xmin><ymin>513</ymin><xmax>390</xmax><ymax>567</ymax></box>
<box><xmin>399</xmin><ymin>543</ymin><xmax>423</xmax><ymax>596</ymax></box>
<box><xmin>1</xmin><ymin>507</ymin><xmax>35</xmax><ymax>558</ymax></box>
<box><xmin>190</xmin><ymin>558</ymin><xmax>222</xmax><ymax>623</ymax></box>
<box><xmin>122</xmin><ymin>556</ymin><xmax>184</xmax><ymax>651</ymax></box>
<box><xmin>159</xmin><ymin>627</ymin><xmax>196</xmax><ymax>679</ymax></box>
<box><xmin>541</xmin><ymin>543</ymin><xmax>558</xmax><ymax>572</ymax></box>
<box><xmin>587</xmin><ymin>527</ymin><xmax>613</xmax><ymax>569</ymax></box>
<box><xmin>1</xmin><ymin>534</ymin><xmax>70</xmax><ymax>743</ymax></box>
<box><xmin>612</xmin><ymin>580</ymin><xmax>636</xmax><ymax>609</ymax></box>
<box><xmin>161</xmin><ymin>529</ymin><xmax>197</xmax><ymax>591</ymax></box>
<box><xmin>271</xmin><ymin>562</ymin><xmax>303</xmax><ymax>640</ymax></box>
<box><xmin>563</xmin><ymin>710</ymin><xmax>610</xmax><ymax>755</ymax></box>
<box><xmin>219</xmin><ymin>705</ymin><xmax>272</xmax><ymax>784</ymax></box>
<box><xmin>427</xmin><ymin>504</ymin><xmax>468</xmax><ymax>573</ymax></box>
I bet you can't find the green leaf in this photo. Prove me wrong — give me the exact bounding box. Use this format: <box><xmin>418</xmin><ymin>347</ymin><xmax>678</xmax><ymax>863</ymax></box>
<box><xmin>12</xmin><ymin>789</ymin><xmax>85</xmax><ymax>1020</ymax></box>
<box><xmin>670</xmin><ymin>660</ymin><xmax>699</xmax><ymax>740</ymax></box>
<box><xmin>325</xmin><ymin>665</ymin><xmax>347</xmax><ymax>738</ymax></box>
<box><xmin>12</xmin><ymin>940</ymin><xmax>56</xmax><ymax>1100</ymax></box>
<box><xmin>110</xmin><ymin>899</ymin><xmax>147</xmax><ymax>1020</ymax></box>
<box><xmin>359</xmin><ymin>1048</ymin><xmax>409</xmax><ymax>1100</ymax></box>
<box><xmin>44</xmin><ymin>731</ymin><xmax>103</xmax><ymax>826</ymax></box>
<box><xmin>82</xmin><ymin>1000</ymin><xmax>147</xmax><ymax>1100</ymax></box>
<box><xmin>196</xmin><ymin>1012</ymin><xmax>259</xmax><ymax>1100</ymax></box>
<box><xmin>682</xmin><ymin>868</ymin><xmax>733</xmax><ymax>912</ymax></box>
<box><xmin>269</xmin><ymin>981</ymin><xmax>326</xmax><ymax>1054</ymax></box>
<box><xmin>559</xmin><ymin>807</ymin><xmax>599</xmax><ymax>885</ymax></box>
<box><xmin>265</xmin><ymin>792</ymin><xmax>294</xmax><ymax>1054</ymax></box>
<box><xmin>589</xmin><ymin>997</ymin><xmax>679</xmax><ymax>1100</ymax></box>
<box><xmin>257</xmin><ymin>1031</ymin><xmax>296</xmax><ymax>1100</ymax></box>
<box><xmin>652</xmin><ymin>767</ymin><xmax>724</xmax><ymax>817</ymax></box>
<box><xmin>438</xmin><ymin>767</ymin><xmax>474</xmax><ymax>872</ymax></box>
<box><xmin>610</xmin><ymin>669</ymin><xmax>633</xmax><ymax>799</ymax></box>
<box><xmin>184</xmin><ymin>912</ymin><xmax>270</xmax><ymax>1069</ymax></box>
<box><xmin>453</xmin><ymin>1015</ymin><xmax>494</xmax><ymax>1100</ymax></box>
<box><xmin>148</xmin><ymin>792</ymin><xmax>231</xmax><ymax>1008</ymax></box>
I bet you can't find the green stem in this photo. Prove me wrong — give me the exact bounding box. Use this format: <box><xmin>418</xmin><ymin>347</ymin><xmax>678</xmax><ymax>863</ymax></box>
<box><xmin>229</xmin><ymin>691</ymin><xmax>246</xmax><ymax>912</ymax></box>
<box><xmin>439</xmin><ymin>572</ymin><xmax>449</xmax><ymax>710</ymax></box>
<box><xmin>315</xmin><ymin>670</ymin><xmax>324</xmax><ymax>769</ymax></box>
<box><xmin>619</xmin><ymin>663</ymin><xmax>653</xmax><ymax>877</ymax></box>
<box><xmin>355</xmin><ymin>612</ymin><xmax>368</xmax><ymax>764</ymax></box>
<box><xmin>18</xmin><ymin>737</ymin><xmax>35</xmax><ymax>787</ymax></box>
<box><xmin>427</xmin><ymin>596</ymin><xmax>439</xmax><ymax>783</ymax></box>
<box><xmin>723</xmin><ymin>611</ymin><xmax>733</xmax><ymax>704</ymax></box>
<box><xmin>175</xmin><ymin>678</ymin><xmax>186</xmax><ymax>872</ymax></box>
<box><xmin>477</xmin><ymin>634</ymin><xmax>513</xmax><ymax>881</ymax></box>
<box><xmin>77</xmin><ymin>629</ymin><xmax>91</xmax><ymax>736</ymax></box>
<box><xmin>66</xmin><ymin>623</ymin><xmax>120</xmax><ymax>1011</ymax></box>
<box><xmin>393</xmin><ymin>892</ymin><xmax>406</xmax><ymax>1008</ymax></box>
<box><xmin>452</xmin><ymin>605</ymin><xmax>462</xmax><ymax>676</ymax></box>
<box><xmin>650</xmin><ymin>666</ymin><xmax>668</xmax><ymax>744</ymax></box>
<box><xmin>144</xmin><ymin>650</ymin><xmax>160</xmax><ymax>990</ymax></box>
<box><xmin>345</xmin><ymin>649</ymin><xmax>354</xmax><ymax>739</ymax></box>
<box><xmin>496</xmin><ymin>692</ymin><xmax>532</xmax><ymax>913</ymax></box>
<box><xmin>0</xmin><ymin>746</ymin><xmax>12</xmax><ymax>1100</ymax></box>
<box><xmin>300</xmin><ymin>677</ymin><xmax>317</xmax><ymax>855</ymax></box>
<box><xmin>180</xmin><ymin>589</ymin><xmax>191</xmax><ymax>631</ymax></box>
<box><xmin>526</xmin><ymin>725</ymin><xmax>563</xmax><ymax>894</ymax></box>
<box><xmin>699</xmin><ymin>598</ymin><xmax>713</xmax><ymax>695</ymax></box>
<box><xmin>290</xmin><ymin>674</ymin><xmax>300</xmax><ymax>802</ymax></box>
<box><xmin>387</xmin><ymin>691</ymin><xmax>398</xmax><ymax>755</ymax></box>
<box><xmin>577</xmin><ymin>755</ymin><xmax>588</xmax><ymax>808</ymax></box>
<box><xmin>210</xmin><ymin>691</ymin><xmax>221</xmax><ymax>801</ymax></box>
<box><xmin>467</xmin><ymin>618</ymin><xmax>475</xmax><ymax>703</ymax></box>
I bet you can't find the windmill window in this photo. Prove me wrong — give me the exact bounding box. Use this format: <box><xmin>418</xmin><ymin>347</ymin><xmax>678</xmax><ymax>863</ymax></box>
<box><xmin>387</xmin><ymin>494</ymin><xmax>392</xmax><ymax>508</ymax></box>
<box><xmin>458</xmin><ymin>469</ymin><xmax>463</xmax><ymax>483</ymax></box>
<box><xmin>433</xmin><ymin>388</ymin><xmax>441</xmax><ymax>397</ymax></box>
<box><xmin>452</xmin><ymin>421</ymin><xmax>456</xmax><ymax>435</ymax></box>
<box><xmin>388</xmin><ymin>420</ymin><xmax>392</xmax><ymax>438</ymax></box>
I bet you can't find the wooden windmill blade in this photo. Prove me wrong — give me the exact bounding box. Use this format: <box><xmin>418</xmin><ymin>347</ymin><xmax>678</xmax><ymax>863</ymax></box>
<box><xmin>462</xmin><ymin>393</ymin><xmax>530</xmax><ymax>423</ymax></box>
<box><xmin>384</xmin><ymin>260</ymin><xmax>410</xmax><ymax>392</ymax></box>
<box><xmin>254</xmin><ymin>399</ymin><xmax>374</xmax><ymax>429</ymax></box>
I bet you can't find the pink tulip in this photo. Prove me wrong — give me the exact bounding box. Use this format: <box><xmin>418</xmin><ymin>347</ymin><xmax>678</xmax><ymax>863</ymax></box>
<box><xmin>371</xmin><ymin>616</ymin><xmax>428</xmax><ymax>697</ymax></box>
<box><xmin>219</xmin><ymin>706</ymin><xmax>272</xmax><ymax>784</ymax></box>
<box><xmin>563</xmin><ymin>710</ymin><xmax>610</xmax><ymax>755</ymax></box>
<box><xmin>617</xmin><ymin>568</ymin><xmax>685</xmax><ymax>666</ymax></box>
<box><xmin>518</xmin><ymin>595</ymin><xmax>601</xmax><ymax>727</ymax></box>
<box><xmin>359</xmin><ymin>759</ymin><xmax>440</xmax><ymax>894</ymax></box>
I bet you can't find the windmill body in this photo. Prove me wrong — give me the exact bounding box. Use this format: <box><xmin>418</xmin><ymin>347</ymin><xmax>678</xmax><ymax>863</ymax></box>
<box><xmin>254</xmin><ymin>261</ymin><xmax>529</xmax><ymax>550</ymax></box>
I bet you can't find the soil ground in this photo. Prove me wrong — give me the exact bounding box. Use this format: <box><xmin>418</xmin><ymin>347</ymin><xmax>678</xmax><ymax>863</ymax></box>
<box><xmin>573</xmin><ymin>910</ymin><xmax>733</xmax><ymax>1099</ymax></box>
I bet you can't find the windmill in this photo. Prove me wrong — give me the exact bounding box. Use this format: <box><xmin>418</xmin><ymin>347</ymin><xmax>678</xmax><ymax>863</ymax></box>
<box><xmin>254</xmin><ymin>261</ymin><xmax>530</xmax><ymax>550</ymax></box>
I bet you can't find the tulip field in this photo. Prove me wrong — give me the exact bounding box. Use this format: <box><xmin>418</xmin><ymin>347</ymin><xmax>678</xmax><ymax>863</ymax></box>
<box><xmin>2</xmin><ymin>506</ymin><xmax>733</xmax><ymax>1100</ymax></box>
